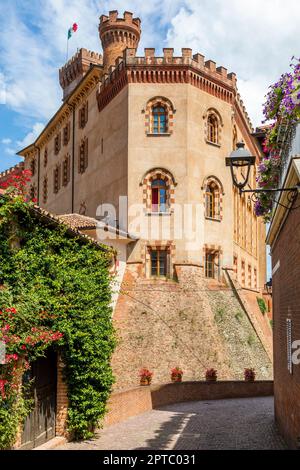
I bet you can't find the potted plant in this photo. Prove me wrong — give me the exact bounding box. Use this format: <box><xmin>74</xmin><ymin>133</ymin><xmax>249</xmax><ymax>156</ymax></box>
<box><xmin>171</xmin><ymin>367</ymin><xmax>183</xmax><ymax>383</ymax></box>
<box><xmin>244</xmin><ymin>368</ymin><xmax>256</xmax><ymax>382</ymax></box>
<box><xmin>205</xmin><ymin>368</ymin><xmax>217</xmax><ymax>382</ymax></box>
<box><xmin>139</xmin><ymin>368</ymin><xmax>153</xmax><ymax>386</ymax></box>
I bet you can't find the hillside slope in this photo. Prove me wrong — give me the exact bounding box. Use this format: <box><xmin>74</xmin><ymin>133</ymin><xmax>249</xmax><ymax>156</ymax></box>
<box><xmin>112</xmin><ymin>265</ymin><xmax>273</xmax><ymax>391</ymax></box>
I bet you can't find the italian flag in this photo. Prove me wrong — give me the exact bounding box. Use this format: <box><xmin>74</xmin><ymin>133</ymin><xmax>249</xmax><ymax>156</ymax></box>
<box><xmin>68</xmin><ymin>23</ymin><xmax>78</xmax><ymax>39</ymax></box>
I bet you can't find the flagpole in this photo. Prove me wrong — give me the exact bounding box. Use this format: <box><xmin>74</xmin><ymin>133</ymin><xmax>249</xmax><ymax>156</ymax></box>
<box><xmin>66</xmin><ymin>35</ymin><xmax>69</xmax><ymax>62</ymax></box>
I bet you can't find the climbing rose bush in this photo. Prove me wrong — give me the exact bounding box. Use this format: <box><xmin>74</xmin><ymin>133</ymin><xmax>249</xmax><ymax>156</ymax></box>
<box><xmin>255</xmin><ymin>58</ymin><xmax>300</xmax><ymax>221</ymax></box>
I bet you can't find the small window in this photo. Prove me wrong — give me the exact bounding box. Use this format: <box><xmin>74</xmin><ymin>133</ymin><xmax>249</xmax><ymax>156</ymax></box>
<box><xmin>62</xmin><ymin>155</ymin><xmax>71</xmax><ymax>187</ymax></box>
<box><xmin>63</xmin><ymin>123</ymin><xmax>70</xmax><ymax>146</ymax></box>
<box><xmin>151</xmin><ymin>179</ymin><xmax>167</xmax><ymax>212</ymax></box>
<box><xmin>152</xmin><ymin>106</ymin><xmax>167</xmax><ymax>134</ymax></box>
<box><xmin>30</xmin><ymin>158</ymin><xmax>36</xmax><ymax>176</ymax></box>
<box><xmin>54</xmin><ymin>133</ymin><xmax>61</xmax><ymax>155</ymax></box>
<box><xmin>248</xmin><ymin>265</ymin><xmax>252</xmax><ymax>288</ymax></box>
<box><xmin>151</xmin><ymin>249</ymin><xmax>168</xmax><ymax>277</ymax></box>
<box><xmin>79</xmin><ymin>102</ymin><xmax>88</xmax><ymax>129</ymax></box>
<box><xmin>43</xmin><ymin>177</ymin><xmax>48</xmax><ymax>204</ymax></box>
<box><xmin>44</xmin><ymin>148</ymin><xmax>48</xmax><ymax>167</ymax></box>
<box><xmin>78</xmin><ymin>138</ymin><xmax>88</xmax><ymax>174</ymax></box>
<box><xmin>205</xmin><ymin>252</ymin><xmax>218</xmax><ymax>279</ymax></box>
<box><xmin>53</xmin><ymin>165</ymin><xmax>61</xmax><ymax>194</ymax></box>
<box><xmin>205</xmin><ymin>183</ymin><xmax>220</xmax><ymax>220</ymax></box>
<box><xmin>29</xmin><ymin>184</ymin><xmax>36</xmax><ymax>202</ymax></box>
<box><xmin>207</xmin><ymin>114</ymin><xmax>218</xmax><ymax>144</ymax></box>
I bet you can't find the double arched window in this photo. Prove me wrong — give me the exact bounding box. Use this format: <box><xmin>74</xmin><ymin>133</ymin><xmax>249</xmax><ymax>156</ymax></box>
<box><xmin>144</xmin><ymin>97</ymin><xmax>175</xmax><ymax>136</ymax></box>
<box><xmin>141</xmin><ymin>168</ymin><xmax>176</xmax><ymax>214</ymax></box>
<box><xmin>205</xmin><ymin>183</ymin><xmax>219</xmax><ymax>219</ymax></box>
<box><xmin>152</xmin><ymin>106</ymin><xmax>168</xmax><ymax>134</ymax></box>
<box><xmin>203</xmin><ymin>177</ymin><xmax>224</xmax><ymax>221</ymax></box>
<box><xmin>151</xmin><ymin>179</ymin><xmax>167</xmax><ymax>212</ymax></box>
<box><xmin>204</xmin><ymin>109</ymin><xmax>223</xmax><ymax>146</ymax></box>
<box><xmin>207</xmin><ymin>114</ymin><xmax>219</xmax><ymax>144</ymax></box>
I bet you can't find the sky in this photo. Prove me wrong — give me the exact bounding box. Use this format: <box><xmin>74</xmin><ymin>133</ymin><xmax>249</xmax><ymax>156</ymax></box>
<box><xmin>1</xmin><ymin>0</ymin><xmax>300</xmax><ymax>173</ymax></box>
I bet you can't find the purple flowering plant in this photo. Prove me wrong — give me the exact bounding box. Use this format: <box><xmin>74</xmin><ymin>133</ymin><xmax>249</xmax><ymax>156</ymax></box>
<box><xmin>255</xmin><ymin>57</ymin><xmax>300</xmax><ymax>221</ymax></box>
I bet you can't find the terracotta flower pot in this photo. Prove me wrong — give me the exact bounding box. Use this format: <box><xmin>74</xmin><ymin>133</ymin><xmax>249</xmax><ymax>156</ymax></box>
<box><xmin>206</xmin><ymin>376</ymin><xmax>217</xmax><ymax>382</ymax></box>
<box><xmin>140</xmin><ymin>378</ymin><xmax>151</xmax><ymax>386</ymax></box>
<box><xmin>171</xmin><ymin>375</ymin><xmax>182</xmax><ymax>383</ymax></box>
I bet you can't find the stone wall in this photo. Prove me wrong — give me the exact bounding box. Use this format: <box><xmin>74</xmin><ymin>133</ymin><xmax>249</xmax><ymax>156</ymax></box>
<box><xmin>111</xmin><ymin>264</ymin><xmax>273</xmax><ymax>391</ymax></box>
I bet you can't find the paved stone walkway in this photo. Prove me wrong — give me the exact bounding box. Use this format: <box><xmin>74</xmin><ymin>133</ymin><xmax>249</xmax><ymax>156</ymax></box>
<box><xmin>56</xmin><ymin>397</ymin><xmax>287</xmax><ymax>450</ymax></box>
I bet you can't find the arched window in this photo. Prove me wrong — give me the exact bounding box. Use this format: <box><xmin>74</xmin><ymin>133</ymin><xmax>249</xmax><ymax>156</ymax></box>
<box><xmin>151</xmin><ymin>179</ymin><xmax>167</xmax><ymax>212</ymax></box>
<box><xmin>152</xmin><ymin>106</ymin><xmax>167</xmax><ymax>134</ymax></box>
<box><xmin>205</xmin><ymin>182</ymin><xmax>220</xmax><ymax>220</ymax></box>
<box><xmin>207</xmin><ymin>114</ymin><xmax>218</xmax><ymax>144</ymax></box>
<box><xmin>141</xmin><ymin>168</ymin><xmax>176</xmax><ymax>214</ymax></box>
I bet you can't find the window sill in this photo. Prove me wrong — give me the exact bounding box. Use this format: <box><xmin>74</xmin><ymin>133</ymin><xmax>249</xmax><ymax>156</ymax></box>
<box><xmin>206</xmin><ymin>140</ymin><xmax>221</xmax><ymax>148</ymax></box>
<box><xmin>205</xmin><ymin>217</ymin><xmax>222</xmax><ymax>222</ymax></box>
<box><xmin>146</xmin><ymin>133</ymin><xmax>171</xmax><ymax>137</ymax></box>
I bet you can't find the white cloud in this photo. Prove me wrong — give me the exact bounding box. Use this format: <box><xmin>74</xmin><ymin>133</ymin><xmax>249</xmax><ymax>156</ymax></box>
<box><xmin>17</xmin><ymin>122</ymin><xmax>45</xmax><ymax>148</ymax></box>
<box><xmin>1</xmin><ymin>138</ymin><xmax>12</xmax><ymax>145</ymax></box>
<box><xmin>0</xmin><ymin>72</ymin><xmax>6</xmax><ymax>104</ymax></box>
<box><xmin>0</xmin><ymin>0</ymin><xmax>299</xmax><ymax>131</ymax></box>
<box><xmin>4</xmin><ymin>147</ymin><xmax>17</xmax><ymax>156</ymax></box>
<box><xmin>166</xmin><ymin>0</ymin><xmax>300</xmax><ymax>126</ymax></box>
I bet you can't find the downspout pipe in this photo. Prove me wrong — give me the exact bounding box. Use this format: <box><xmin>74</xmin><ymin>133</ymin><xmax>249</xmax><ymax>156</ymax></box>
<box><xmin>67</xmin><ymin>100</ymin><xmax>76</xmax><ymax>213</ymax></box>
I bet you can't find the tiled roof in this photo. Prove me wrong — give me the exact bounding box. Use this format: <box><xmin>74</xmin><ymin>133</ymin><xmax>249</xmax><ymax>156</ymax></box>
<box><xmin>58</xmin><ymin>213</ymin><xmax>98</xmax><ymax>230</ymax></box>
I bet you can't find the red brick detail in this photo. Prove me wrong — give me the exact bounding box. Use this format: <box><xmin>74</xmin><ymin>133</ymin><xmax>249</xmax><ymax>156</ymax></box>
<box><xmin>56</xmin><ymin>355</ymin><xmax>69</xmax><ymax>437</ymax></box>
<box><xmin>141</xmin><ymin>168</ymin><xmax>176</xmax><ymax>214</ymax></box>
<box><xmin>144</xmin><ymin>96</ymin><xmax>175</xmax><ymax>135</ymax></box>
<box><xmin>272</xmin><ymin>193</ymin><xmax>300</xmax><ymax>449</ymax></box>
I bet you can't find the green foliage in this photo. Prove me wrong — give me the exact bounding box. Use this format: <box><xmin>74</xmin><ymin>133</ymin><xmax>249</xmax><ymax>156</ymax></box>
<box><xmin>247</xmin><ymin>334</ymin><xmax>256</xmax><ymax>347</ymax></box>
<box><xmin>257</xmin><ymin>297</ymin><xmax>267</xmax><ymax>315</ymax></box>
<box><xmin>0</xmin><ymin>395</ymin><xmax>28</xmax><ymax>450</ymax></box>
<box><xmin>0</xmin><ymin>195</ymin><xmax>116</xmax><ymax>444</ymax></box>
<box><xmin>215</xmin><ymin>308</ymin><xmax>225</xmax><ymax>323</ymax></box>
<box><xmin>235</xmin><ymin>311</ymin><xmax>243</xmax><ymax>323</ymax></box>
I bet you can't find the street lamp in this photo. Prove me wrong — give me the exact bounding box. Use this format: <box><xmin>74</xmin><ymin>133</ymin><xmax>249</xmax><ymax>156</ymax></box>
<box><xmin>226</xmin><ymin>142</ymin><xmax>300</xmax><ymax>197</ymax></box>
<box><xmin>225</xmin><ymin>142</ymin><xmax>256</xmax><ymax>191</ymax></box>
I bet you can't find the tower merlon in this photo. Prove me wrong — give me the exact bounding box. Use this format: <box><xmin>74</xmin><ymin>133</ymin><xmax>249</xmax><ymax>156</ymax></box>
<box><xmin>216</xmin><ymin>66</ymin><xmax>228</xmax><ymax>78</ymax></box>
<box><xmin>205</xmin><ymin>60</ymin><xmax>216</xmax><ymax>73</ymax></box>
<box><xmin>163</xmin><ymin>48</ymin><xmax>174</xmax><ymax>62</ymax></box>
<box><xmin>193</xmin><ymin>53</ymin><xmax>205</xmax><ymax>67</ymax></box>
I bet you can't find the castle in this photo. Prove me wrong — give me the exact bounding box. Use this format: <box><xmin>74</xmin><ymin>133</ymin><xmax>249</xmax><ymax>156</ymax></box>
<box><xmin>16</xmin><ymin>10</ymin><xmax>272</xmax><ymax>387</ymax></box>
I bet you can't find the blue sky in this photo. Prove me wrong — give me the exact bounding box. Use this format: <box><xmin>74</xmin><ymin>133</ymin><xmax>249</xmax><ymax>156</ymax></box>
<box><xmin>2</xmin><ymin>0</ymin><xmax>296</xmax><ymax>278</ymax></box>
<box><xmin>1</xmin><ymin>0</ymin><xmax>299</xmax><ymax>173</ymax></box>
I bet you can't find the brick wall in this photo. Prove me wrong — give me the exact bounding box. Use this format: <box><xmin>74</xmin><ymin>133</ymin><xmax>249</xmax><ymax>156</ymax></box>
<box><xmin>56</xmin><ymin>355</ymin><xmax>69</xmax><ymax>437</ymax></box>
<box><xmin>103</xmin><ymin>381</ymin><xmax>273</xmax><ymax>428</ymax></box>
<box><xmin>272</xmin><ymin>193</ymin><xmax>300</xmax><ymax>449</ymax></box>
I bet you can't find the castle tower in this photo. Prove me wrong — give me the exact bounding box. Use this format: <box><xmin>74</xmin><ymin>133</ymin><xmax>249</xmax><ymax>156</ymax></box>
<box><xmin>99</xmin><ymin>10</ymin><xmax>141</xmax><ymax>73</ymax></box>
<box><xmin>59</xmin><ymin>48</ymin><xmax>102</xmax><ymax>101</ymax></box>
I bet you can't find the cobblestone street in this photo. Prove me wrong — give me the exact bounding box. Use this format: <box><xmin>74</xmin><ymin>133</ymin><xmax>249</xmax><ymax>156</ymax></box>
<box><xmin>55</xmin><ymin>397</ymin><xmax>287</xmax><ymax>450</ymax></box>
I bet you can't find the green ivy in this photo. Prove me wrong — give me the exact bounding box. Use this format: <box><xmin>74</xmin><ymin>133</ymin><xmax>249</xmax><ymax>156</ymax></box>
<box><xmin>0</xmin><ymin>195</ymin><xmax>116</xmax><ymax>443</ymax></box>
<box><xmin>257</xmin><ymin>297</ymin><xmax>267</xmax><ymax>315</ymax></box>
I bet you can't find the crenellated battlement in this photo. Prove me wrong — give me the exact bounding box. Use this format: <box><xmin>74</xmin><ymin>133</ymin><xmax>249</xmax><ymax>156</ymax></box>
<box><xmin>59</xmin><ymin>48</ymin><xmax>103</xmax><ymax>101</ymax></box>
<box><xmin>96</xmin><ymin>46</ymin><xmax>253</xmax><ymax>132</ymax></box>
<box><xmin>0</xmin><ymin>162</ymin><xmax>25</xmax><ymax>182</ymax></box>
<box><xmin>99</xmin><ymin>10</ymin><xmax>141</xmax><ymax>30</ymax></box>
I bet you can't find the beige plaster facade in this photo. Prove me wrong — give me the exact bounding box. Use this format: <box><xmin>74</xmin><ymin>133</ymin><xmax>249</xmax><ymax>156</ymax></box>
<box><xmin>18</xmin><ymin>9</ymin><xmax>266</xmax><ymax>292</ymax></box>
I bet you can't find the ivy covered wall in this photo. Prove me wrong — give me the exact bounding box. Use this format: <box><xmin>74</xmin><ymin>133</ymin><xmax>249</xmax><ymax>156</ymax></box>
<box><xmin>0</xmin><ymin>189</ymin><xmax>116</xmax><ymax>448</ymax></box>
